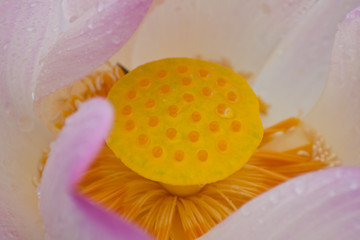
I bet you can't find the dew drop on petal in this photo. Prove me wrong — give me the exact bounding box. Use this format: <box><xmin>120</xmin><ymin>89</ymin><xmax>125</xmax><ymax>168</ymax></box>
<box><xmin>350</xmin><ymin>182</ymin><xmax>358</xmax><ymax>190</ymax></box>
<box><xmin>112</xmin><ymin>36</ymin><xmax>121</xmax><ymax>44</ymax></box>
<box><xmin>97</xmin><ymin>2</ymin><xmax>104</xmax><ymax>12</ymax></box>
<box><xmin>240</xmin><ymin>206</ymin><xmax>250</xmax><ymax>216</ymax></box>
<box><xmin>269</xmin><ymin>193</ymin><xmax>278</xmax><ymax>204</ymax></box>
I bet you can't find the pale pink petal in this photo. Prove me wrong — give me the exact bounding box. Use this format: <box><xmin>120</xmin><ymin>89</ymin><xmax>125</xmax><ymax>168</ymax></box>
<box><xmin>0</xmin><ymin>116</ymin><xmax>51</xmax><ymax>240</ymax></box>
<box><xmin>200</xmin><ymin>167</ymin><xmax>360</xmax><ymax>240</ymax></box>
<box><xmin>35</xmin><ymin>0</ymin><xmax>153</xmax><ymax>100</ymax></box>
<box><xmin>39</xmin><ymin>98</ymin><xmax>150</xmax><ymax>240</ymax></box>
<box><xmin>61</xmin><ymin>0</ymin><xmax>99</xmax><ymax>23</ymax></box>
<box><xmin>253</xmin><ymin>0</ymin><xmax>360</xmax><ymax>126</ymax></box>
<box><xmin>305</xmin><ymin>7</ymin><xmax>360</xmax><ymax>165</ymax></box>
<box><xmin>0</xmin><ymin>1</ymin><xmax>57</xmax><ymax>239</ymax></box>
<box><xmin>128</xmin><ymin>0</ymin><xmax>319</xmax><ymax>72</ymax></box>
<box><xmin>0</xmin><ymin>0</ymin><xmax>59</xmax><ymax>129</ymax></box>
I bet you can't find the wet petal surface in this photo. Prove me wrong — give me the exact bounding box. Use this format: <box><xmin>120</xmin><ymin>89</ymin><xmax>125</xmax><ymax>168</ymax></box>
<box><xmin>306</xmin><ymin>6</ymin><xmax>360</xmax><ymax>165</ymax></box>
<box><xmin>39</xmin><ymin>98</ymin><xmax>149</xmax><ymax>240</ymax></box>
<box><xmin>200</xmin><ymin>167</ymin><xmax>360</xmax><ymax>240</ymax></box>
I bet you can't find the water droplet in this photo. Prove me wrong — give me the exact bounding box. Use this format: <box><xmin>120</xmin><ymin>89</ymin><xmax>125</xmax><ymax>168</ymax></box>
<box><xmin>258</xmin><ymin>218</ymin><xmax>264</xmax><ymax>224</ymax></box>
<box><xmin>106</xmin><ymin>29</ymin><xmax>112</xmax><ymax>34</ymax></box>
<box><xmin>112</xmin><ymin>36</ymin><xmax>121</xmax><ymax>44</ymax></box>
<box><xmin>37</xmin><ymin>187</ymin><xmax>41</xmax><ymax>198</ymax></box>
<box><xmin>3</xmin><ymin>43</ymin><xmax>8</xmax><ymax>50</ymax></box>
<box><xmin>30</xmin><ymin>3</ymin><xmax>37</xmax><ymax>7</ymax></box>
<box><xmin>115</xmin><ymin>19</ymin><xmax>122</xmax><ymax>25</ymax></box>
<box><xmin>335</xmin><ymin>170</ymin><xmax>343</xmax><ymax>179</ymax></box>
<box><xmin>261</xmin><ymin>204</ymin><xmax>267</xmax><ymax>211</ymax></box>
<box><xmin>26</xmin><ymin>27</ymin><xmax>35</xmax><ymax>32</ymax></box>
<box><xmin>294</xmin><ymin>181</ymin><xmax>305</xmax><ymax>195</ymax></box>
<box><xmin>240</xmin><ymin>206</ymin><xmax>250</xmax><ymax>216</ymax></box>
<box><xmin>328</xmin><ymin>190</ymin><xmax>335</xmax><ymax>197</ymax></box>
<box><xmin>350</xmin><ymin>182</ymin><xmax>358</xmax><ymax>190</ymax></box>
<box><xmin>88</xmin><ymin>22</ymin><xmax>94</xmax><ymax>29</ymax></box>
<box><xmin>269</xmin><ymin>193</ymin><xmax>279</xmax><ymax>204</ymax></box>
<box><xmin>97</xmin><ymin>2</ymin><xmax>104</xmax><ymax>12</ymax></box>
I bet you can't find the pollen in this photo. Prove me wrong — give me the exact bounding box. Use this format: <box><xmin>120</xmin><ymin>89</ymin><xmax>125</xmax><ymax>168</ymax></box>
<box><xmin>48</xmin><ymin>63</ymin><xmax>126</xmax><ymax>132</ymax></box>
<box><xmin>106</xmin><ymin>58</ymin><xmax>263</xmax><ymax>186</ymax></box>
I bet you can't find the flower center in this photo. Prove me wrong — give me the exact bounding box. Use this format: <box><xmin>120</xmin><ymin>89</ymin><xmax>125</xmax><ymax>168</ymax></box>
<box><xmin>106</xmin><ymin>58</ymin><xmax>263</xmax><ymax>186</ymax></box>
<box><xmin>37</xmin><ymin>58</ymin><xmax>338</xmax><ymax>240</ymax></box>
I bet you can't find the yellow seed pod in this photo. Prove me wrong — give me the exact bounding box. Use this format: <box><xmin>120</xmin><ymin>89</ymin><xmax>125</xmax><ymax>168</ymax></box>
<box><xmin>107</xmin><ymin>58</ymin><xmax>263</xmax><ymax>185</ymax></box>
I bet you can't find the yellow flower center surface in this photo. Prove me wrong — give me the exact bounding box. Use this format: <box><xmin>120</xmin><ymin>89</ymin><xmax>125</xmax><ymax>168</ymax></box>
<box><xmin>106</xmin><ymin>58</ymin><xmax>263</xmax><ymax>185</ymax></box>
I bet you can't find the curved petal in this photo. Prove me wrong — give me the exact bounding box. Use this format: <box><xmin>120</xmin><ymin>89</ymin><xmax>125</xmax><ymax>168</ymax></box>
<box><xmin>305</xmin><ymin>7</ymin><xmax>360</xmax><ymax>165</ymax></box>
<box><xmin>129</xmin><ymin>0</ymin><xmax>318</xmax><ymax>73</ymax></box>
<box><xmin>39</xmin><ymin>98</ymin><xmax>149</xmax><ymax>240</ymax></box>
<box><xmin>0</xmin><ymin>0</ymin><xmax>58</xmax><ymax>129</ymax></box>
<box><xmin>200</xmin><ymin>167</ymin><xmax>360</xmax><ymax>240</ymax></box>
<box><xmin>61</xmin><ymin>0</ymin><xmax>99</xmax><ymax>23</ymax></box>
<box><xmin>0</xmin><ymin>115</ymin><xmax>51</xmax><ymax>240</ymax></box>
<box><xmin>0</xmin><ymin>1</ymin><xmax>56</xmax><ymax>239</ymax></box>
<box><xmin>253</xmin><ymin>0</ymin><xmax>360</xmax><ymax>127</ymax></box>
<box><xmin>35</xmin><ymin>0</ymin><xmax>153</xmax><ymax>101</ymax></box>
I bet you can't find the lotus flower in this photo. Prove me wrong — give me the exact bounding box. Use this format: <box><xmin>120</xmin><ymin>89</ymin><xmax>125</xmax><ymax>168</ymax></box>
<box><xmin>1</xmin><ymin>0</ymin><xmax>360</xmax><ymax>239</ymax></box>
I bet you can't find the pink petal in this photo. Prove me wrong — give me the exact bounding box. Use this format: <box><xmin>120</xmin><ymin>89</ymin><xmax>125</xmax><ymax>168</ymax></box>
<box><xmin>39</xmin><ymin>98</ymin><xmax>149</xmax><ymax>240</ymax></box>
<box><xmin>252</xmin><ymin>0</ymin><xmax>360</xmax><ymax>126</ymax></box>
<box><xmin>34</xmin><ymin>0</ymin><xmax>153</xmax><ymax>101</ymax></box>
<box><xmin>200</xmin><ymin>167</ymin><xmax>360</xmax><ymax>240</ymax></box>
<box><xmin>127</xmin><ymin>0</ymin><xmax>319</xmax><ymax>72</ymax></box>
<box><xmin>306</xmin><ymin>6</ymin><xmax>360</xmax><ymax>165</ymax></box>
<box><xmin>0</xmin><ymin>0</ymin><xmax>58</xmax><ymax>128</ymax></box>
<box><xmin>61</xmin><ymin>0</ymin><xmax>99</xmax><ymax>23</ymax></box>
<box><xmin>0</xmin><ymin>2</ymin><xmax>57</xmax><ymax>238</ymax></box>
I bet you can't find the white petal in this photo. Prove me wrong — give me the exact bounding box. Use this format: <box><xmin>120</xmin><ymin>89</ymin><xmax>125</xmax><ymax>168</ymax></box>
<box><xmin>253</xmin><ymin>0</ymin><xmax>360</xmax><ymax>127</ymax></box>
<box><xmin>200</xmin><ymin>167</ymin><xmax>360</xmax><ymax>240</ymax></box>
<box><xmin>0</xmin><ymin>113</ymin><xmax>52</xmax><ymax>239</ymax></box>
<box><xmin>306</xmin><ymin>7</ymin><xmax>360</xmax><ymax>165</ymax></box>
<box><xmin>128</xmin><ymin>0</ymin><xmax>319</xmax><ymax>74</ymax></box>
